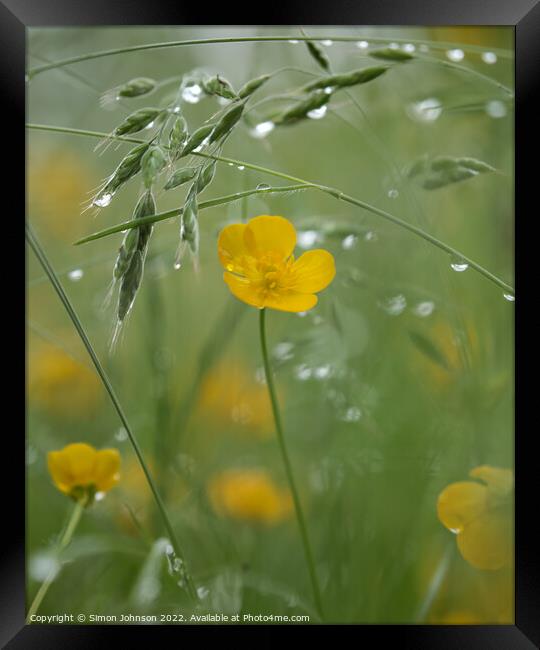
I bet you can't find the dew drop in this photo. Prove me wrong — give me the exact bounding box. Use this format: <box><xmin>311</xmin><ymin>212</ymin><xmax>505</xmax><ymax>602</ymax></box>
<box><xmin>68</xmin><ymin>269</ymin><xmax>84</xmax><ymax>282</ymax></box>
<box><xmin>197</xmin><ymin>586</ymin><xmax>210</xmax><ymax>599</ymax></box>
<box><xmin>503</xmin><ymin>293</ymin><xmax>515</xmax><ymax>302</ymax></box>
<box><xmin>341</xmin><ymin>406</ymin><xmax>362</xmax><ymax>422</ymax></box>
<box><xmin>228</xmin><ymin>162</ymin><xmax>234</xmax><ymax>167</ymax></box>
<box><xmin>381</xmin><ymin>294</ymin><xmax>407</xmax><ymax>316</ymax></box>
<box><xmin>321</xmin><ymin>39</ymin><xmax>333</xmax><ymax>46</ymax></box>
<box><xmin>314</xmin><ymin>364</ymin><xmax>333</xmax><ymax>380</ymax></box>
<box><xmin>341</xmin><ymin>234</ymin><xmax>358</xmax><ymax>250</ymax></box>
<box><xmin>273</xmin><ymin>341</ymin><xmax>295</xmax><ymax>361</ymax></box>
<box><xmin>288</xmin><ymin>39</ymin><xmax>299</xmax><ymax>44</ymax></box>
<box><xmin>402</xmin><ymin>43</ymin><xmax>416</xmax><ymax>53</ymax></box>
<box><xmin>251</xmin><ymin>121</ymin><xmax>275</xmax><ymax>139</ymax></box>
<box><xmin>181</xmin><ymin>83</ymin><xmax>202</xmax><ymax>104</ymax></box>
<box><xmin>307</xmin><ymin>105</ymin><xmax>327</xmax><ymax>120</ymax></box>
<box><xmin>174</xmin><ymin>262</ymin><xmax>181</xmax><ymax>270</ymax></box>
<box><xmin>237</xmin><ymin>165</ymin><xmax>245</xmax><ymax>171</ymax></box>
<box><xmin>407</xmin><ymin>98</ymin><xmax>442</xmax><ymax>123</ymax></box>
<box><xmin>145</xmin><ymin>121</ymin><xmax>155</xmax><ymax>130</ymax></box>
<box><xmin>93</xmin><ymin>192</ymin><xmax>113</xmax><ymax>208</ymax></box>
<box><xmin>364</xmin><ymin>230</ymin><xmax>377</xmax><ymax>242</ymax></box>
<box><xmin>29</xmin><ymin>552</ymin><xmax>60</xmax><ymax>582</ymax></box>
<box><xmin>388</xmin><ymin>42</ymin><xmax>399</xmax><ymax>50</ymax></box>
<box><xmin>115</xmin><ymin>427</ymin><xmax>128</xmax><ymax>442</ymax></box>
<box><xmin>297</xmin><ymin>230</ymin><xmax>320</xmax><ymax>249</ymax></box>
<box><xmin>485</xmin><ymin>100</ymin><xmax>507</xmax><ymax>119</ymax></box>
<box><xmin>256</xmin><ymin>183</ymin><xmax>271</xmax><ymax>190</ymax></box>
<box><xmin>323</xmin><ymin>86</ymin><xmax>334</xmax><ymax>95</ymax></box>
<box><xmin>356</xmin><ymin>40</ymin><xmax>369</xmax><ymax>49</ymax></box>
<box><xmin>294</xmin><ymin>364</ymin><xmax>312</xmax><ymax>381</ymax></box>
<box><xmin>387</xmin><ymin>188</ymin><xmax>399</xmax><ymax>199</ymax></box>
<box><xmin>481</xmin><ymin>51</ymin><xmax>497</xmax><ymax>64</ymax></box>
<box><xmin>414</xmin><ymin>301</ymin><xmax>435</xmax><ymax>317</ymax></box>
<box><xmin>450</xmin><ymin>258</ymin><xmax>469</xmax><ymax>272</ymax></box>
<box><xmin>446</xmin><ymin>48</ymin><xmax>465</xmax><ymax>62</ymax></box>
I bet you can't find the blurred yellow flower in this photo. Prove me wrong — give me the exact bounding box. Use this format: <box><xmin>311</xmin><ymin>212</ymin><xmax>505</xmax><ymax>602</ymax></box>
<box><xmin>197</xmin><ymin>360</ymin><xmax>274</xmax><ymax>438</ymax></box>
<box><xmin>437</xmin><ymin>466</ymin><xmax>513</xmax><ymax>570</ymax></box>
<box><xmin>208</xmin><ymin>469</ymin><xmax>293</xmax><ymax>525</ymax></box>
<box><xmin>218</xmin><ymin>215</ymin><xmax>335</xmax><ymax>312</ymax></box>
<box><xmin>48</xmin><ymin>442</ymin><xmax>121</xmax><ymax>502</ymax></box>
<box><xmin>29</xmin><ymin>342</ymin><xmax>103</xmax><ymax>418</ymax></box>
<box><xmin>412</xmin><ymin>319</ymin><xmax>480</xmax><ymax>390</ymax></box>
<box><xmin>28</xmin><ymin>149</ymin><xmax>95</xmax><ymax>240</ymax></box>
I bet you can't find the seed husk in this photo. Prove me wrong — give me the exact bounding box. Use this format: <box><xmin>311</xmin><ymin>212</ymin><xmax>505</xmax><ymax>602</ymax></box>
<box><xmin>274</xmin><ymin>90</ymin><xmax>331</xmax><ymax>126</ymax></box>
<box><xmin>118</xmin><ymin>77</ymin><xmax>156</xmax><ymax>98</ymax></box>
<box><xmin>369</xmin><ymin>48</ymin><xmax>414</xmax><ymax>62</ymax></box>
<box><xmin>118</xmin><ymin>250</ymin><xmax>144</xmax><ymax>321</ymax></box>
<box><xmin>306</xmin><ymin>41</ymin><xmax>330</xmax><ymax>71</ymax></box>
<box><xmin>209</xmin><ymin>102</ymin><xmax>245</xmax><ymax>143</ymax></box>
<box><xmin>196</xmin><ymin>161</ymin><xmax>217</xmax><ymax>194</ymax></box>
<box><xmin>168</xmin><ymin>116</ymin><xmax>188</xmax><ymax>155</ymax></box>
<box><xmin>141</xmin><ymin>145</ymin><xmax>167</xmax><ymax>188</ymax></box>
<box><xmin>303</xmin><ymin>66</ymin><xmax>388</xmax><ymax>92</ymax></box>
<box><xmin>113</xmin><ymin>108</ymin><xmax>162</xmax><ymax>136</ymax></box>
<box><xmin>164</xmin><ymin>166</ymin><xmax>198</xmax><ymax>190</ymax></box>
<box><xmin>180</xmin><ymin>124</ymin><xmax>215</xmax><ymax>157</ymax></box>
<box><xmin>202</xmin><ymin>75</ymin><xmax>237</xmax><ymax>100</ymax></box>
<box><xmin>237</xmin><ymin>74</ymin><xmax>271</xmax><ymax>99</ymax></box>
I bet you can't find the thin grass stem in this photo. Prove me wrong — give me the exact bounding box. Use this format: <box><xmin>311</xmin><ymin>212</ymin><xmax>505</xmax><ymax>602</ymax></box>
<box><xmin>259</xmin><ymin>308</ymin><xmax>324</xmax><ymax>621</ymax></box>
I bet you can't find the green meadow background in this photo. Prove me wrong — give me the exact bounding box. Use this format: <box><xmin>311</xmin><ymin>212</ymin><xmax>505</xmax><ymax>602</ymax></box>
<box><xmin>27</xmin><ymin>26</ymin><xmax>513</xmax><ymax>624</ymax></box>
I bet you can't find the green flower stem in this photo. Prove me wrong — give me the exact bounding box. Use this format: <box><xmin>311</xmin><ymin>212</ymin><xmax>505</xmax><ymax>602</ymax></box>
<box><xmin>26</xmin><ymin>223</ymin><xmax>198</xmax><ymax>603</ymax></box>
<box><xmin>27</xmin><ymin>35</ymin><xmax>512</xmax><ymax>78</ymax></box>
<box><xmin>26</xmin><ymin>123</ymin><xmax>514</xmax><ymax>297</ymax></box>
<box><xmin>259</xmin><ymin>308</ymin><xmax>324</xmax><ymax>621</ymax></box>
<box><xmin>26</xmin><ymin>498</ymin><xmax>85</xmax><ymax>622</ymax></box>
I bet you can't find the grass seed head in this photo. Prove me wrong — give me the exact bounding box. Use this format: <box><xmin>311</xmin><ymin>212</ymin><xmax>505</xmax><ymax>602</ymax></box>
<box><xmin>209</xmin><ymin>102</ymin><xmax>245</xmax><ymax>143</ymax></box>
<box><xmin>164</xmin><ymin>166</ymin><xmax>198</xmax><ymax>190</ymax></box>
<box><xmin>118</xmin><ymin>250</ymin><xmax>144</xmax><ymax>321</ymax></box>
<box><xmin>117</xmin><ymin>77</ymin><xmax>156</xmax><ymax>98</ymax></box>
<box><xmin>303</xmin><ymin>66</ymin><xmax>388</xmax><ymax>92</ymax></box>
<box><xmin>369</xmin><ymin>48</ymin><xmax>414</xmax><ymax>62</ymax></box>
<box><xmin>168</xmin><ymin>116</ymin><xmax>189</xmax><ymax>156</ymax></box>
<box><xmin>113</xmin><ymin>108</ymin><xmax>162</xmax><ymax>136</ymax></box>
<box><xmin>202</xmin><ymin>75</ymin><xmax>237</xmax><ymax>100</ymax></box>
<box><xmin>180</xmin><ymin>124</ymin><xmax>215</xmax><ymax>157</ymax></box>
<box><xmin>274</xmin><ymin>90</ymin><xmax>331</xmax><ymax>126</ymax></box>
<box><xmin>306</xmin><ymin>40</ymin><xmax>331</xmax><ymax>71</ymax></box>
<box><xmin>196</xmin><ymin>161</ymin><xmax>217</xmax><ymax>194</ymax></box>
<box><xmin>237</xmin><ymin>74</ymin><xmax>271</xmax><ymax>99</ymax></box>
<box><xmin>141</xmin><ymin>145</ymin><xmax>167</xmax><ymax>189</ymax></box>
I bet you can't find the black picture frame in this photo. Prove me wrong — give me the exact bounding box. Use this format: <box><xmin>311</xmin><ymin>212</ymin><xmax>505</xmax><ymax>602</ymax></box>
<box><xmin>6</xmin><ymin>0</ymin><xmax>538</xmax><ymax>645</ymax></box>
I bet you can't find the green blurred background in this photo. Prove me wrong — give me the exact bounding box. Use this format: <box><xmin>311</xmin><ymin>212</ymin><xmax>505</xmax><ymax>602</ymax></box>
<box><xmin>27</xmin><ymin>26</ymin><xmax>514</xmax><ymax>624</ymax></box>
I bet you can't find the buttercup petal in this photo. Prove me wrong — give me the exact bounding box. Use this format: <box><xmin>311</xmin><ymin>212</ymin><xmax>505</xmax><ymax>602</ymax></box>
<box><xmin>63</xmin><ymin>443</ymin><xmax>97</xmax><ymax>486</ymax></box>
<box><xmin>244</xmin><ymin>215</ymin><xmax>296</xmax><ymax>259</ymax></box>
<box><xmin>457</xmin><ymin>512</ymin><xmax>511</xmax><ymax>570</ymax></box>
<box><xmin>223</xmin><ymin>272</ymin><xmax>265</xmax><ymax>308</ymax></box>
<box><xmin>289</xmin><ymin>250</ymin><xmax>336</xmax><ymax>293</ymax></box>
<box><xmin>217</xmin><ymin>223</ymin><xmax>249</xmax><ymax>272</ymax></box>
<box><xmin>93</xmin><ymin>449</ymin><xmax>121</xmax><ymax>492</ymax></box>
<box><xmin>47</xmin><ymin>451</ymin><xmax>74</xmax><ymax>494</ymax></box>
<box><xmin>263</xmin><ymin>291</ymin><xmax>318</xmax><ymax>313</ymax></box>
<box><xmin>470</xmin><ymin>466</ymin><xmax>514</xmax><ymax>496</ymax></box>
<box><xmin>437</xmin><ymin>480</ymin><xmax>487</xmax><ymax>533</ymax></box>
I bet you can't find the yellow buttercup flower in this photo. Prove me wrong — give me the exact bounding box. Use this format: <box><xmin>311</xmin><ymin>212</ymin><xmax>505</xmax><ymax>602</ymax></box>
<box><xmin>47</xmin><ymin>443</ymin><xmax>121</xmax><ymax>503</ymax></box>
<box><xmin>208</xmin><ymin>469</ymin><xmax>293</xmax><ymax>525</ymax></box>
<box><xmin>218</xmin><ymin>215</ymin><xmax>335</xmax><ymax>312</ymax></box>
<box><xmin>437</xmin><ymin>466</ymin><xmax>513</xmax><ymax>570</ymax></box>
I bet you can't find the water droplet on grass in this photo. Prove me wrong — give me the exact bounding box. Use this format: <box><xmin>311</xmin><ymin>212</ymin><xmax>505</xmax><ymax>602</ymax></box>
<box><xmin>381</xmin><ymin>294</ymin><xmax>407</xmax><ymax>315</ymax></box>
<box><xmin>181</xmin><ymin>84</ymin><xmax>202</xmax><ymax>104</ymax></box>
<box><xmin>294</xmin><ymin>364</ymin><xmax>312</xmax><ymax>381</ymax></box>
<box><xmin>485</xmin><ymin>100</ymin><xmax>507</xmax><ymax>119</ymax></box>
<box><xmin>503</xmin><ymin>293</ymin><xmax>515</xmax><ymax>302</ymax></box>
<box><xmin>93</xmin><ymin>192</ymin><xmax>113</xmax><ymax>208</ymax></box>
<box><xmin>256</xmin><ymin>183</ymin><xmax>271</xmax><ymax>190</ymax></box>
<box><xmin>115</xmin><ymin>427</ymin><xmax>128</xmax><ymax>441</ymax></box>
<box><xmin>403</xmin><ymin>43</ymin><xmax>416</xmax><ymax>53</ymax></box>
<box><xmin>356</xmin><ymin>40</ymin><xmax>369</xmax><ymax>49</ymax></box>
<box><xmin>307</xmin><ymin>105</ymin><xmax>327</xmax><ymax>120</ymax></box>
<box><xmin>407</xmin><ymin>98</ymin><xmax>442</xmax><ymax>123</ymax></box>
<box><xmin>450</xmin><ymin>258</ymin><xmax>469</xmax><ymax>272</ymax></box>
<box><xmin>341</xmin><ymin>234</ymin><xmax>358</xmax><ymax>250</ymax></box>
<box><xmin>251</xmin><ymin>121</ymin><xmax>275</xmax><ymax>139</ymax></box>
<box><xmin>288</xmin><ymin>39</ymin><xmax>299</xmax><ymax>44</ymax></box>
<box><xmin>414</xmin><ymin>301</ymin><xmax>435</xmax><ymax>317</ymax></box>
<box><xmin>341</xmin><ymin>406</ymin><xmax>362</xmax><ymax>422</ymax></box>
<box><xmin>321</xmin><ymin>39</ymin><xmax>333</xmax><ymax>46</ymax></box>
<box><xmin>481</xmin><ymin>51</ymin><xmax>497</xmax><ymax>64</ymax></box>
<box><xmin>297</xmin><ymin>230</ymin><xmax>320</xmax><ymax>249</ymax></box>
<box><xmin>387</xmin><ymin>188</ymin><xmax>399</xmax><ymax>199</ymax></box>
<box><xmin>446</xmin><ymin>48</ymin><xmax>465</xmax><ymax>62</ymax></box>
<box><xmin>237</xmin><ymin>165</ymin><xmax>245</xmax><ymax>171</ymax></box>
<box><xmin>68</xmin><ymin>269</ymin><xmax>84</xmax><ymax>281</ymax></box>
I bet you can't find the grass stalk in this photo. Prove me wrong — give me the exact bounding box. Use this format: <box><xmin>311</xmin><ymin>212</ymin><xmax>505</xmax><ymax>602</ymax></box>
<box><xmin>25</xmin><ymin>123</ymin><xmax>514</xmax><ymax>296</ymax></box>
<box><xmin>259</xmin><ymin>308</ymin><xmax>324</xmax><ymax>621</ymax></box>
